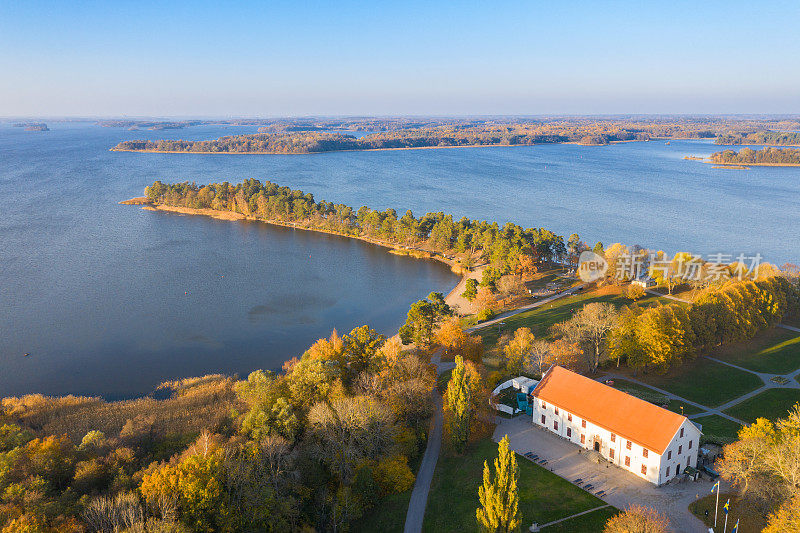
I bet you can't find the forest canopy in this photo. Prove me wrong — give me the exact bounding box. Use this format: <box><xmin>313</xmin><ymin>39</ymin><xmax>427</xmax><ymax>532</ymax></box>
<box><xmin>144</xmin><ymin>179</ymin><xmax>567</xmax><ymax>274</ymax></box>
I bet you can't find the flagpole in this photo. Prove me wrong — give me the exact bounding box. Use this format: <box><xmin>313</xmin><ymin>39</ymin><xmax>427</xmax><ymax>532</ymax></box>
<box><xmin>724</xmin><ymin>512</ymin><xmax>728</xmax><ymax>533</ymax></box>
<box><xmin>714</xmin><ymin>484</ymin><xmax>719</xmax><ymax>527</ymax></box>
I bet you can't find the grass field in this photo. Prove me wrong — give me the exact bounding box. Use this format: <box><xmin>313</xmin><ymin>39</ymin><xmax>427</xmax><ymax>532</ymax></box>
<box><xmin>724</xmin><ymin>388</ymin><xmax>800</xmax><ymax>423</ymax></box>
<box><xmin>475</xmin><ymin>285</ymin><xmax>672</xmax><ymax>353</ymax></box>
<box><xmin>544</xmin><ymin>506</ymin><xmax>619</xmax><ymax>532</ymax></box>
<box><xmin>609</xmin><ymin>379</ymin><xmax>705</xmax><ymax>416</ymax></box>
<box><xmin>689</xmin><ymin>492</ymin><xmax>766</xmax><ymax>532</ymax></box>
<box><xmin>711</xmin><ymin>328</ymin><xmax>800</xmax><ymax>374</ymax></box>
<box><xmin>692</xmin><ymin>415</ymin><xmax>743</xmax><ymax>445</ymax></box>
<box><xmin>631</xmin><ymin>357</ymin><xmax>763</xmax><ymax>407</ymax></box>
<box><xmin>422</xmin><ymin>438</ymin><xmax>613</xmax><ymax>532</ymax></box>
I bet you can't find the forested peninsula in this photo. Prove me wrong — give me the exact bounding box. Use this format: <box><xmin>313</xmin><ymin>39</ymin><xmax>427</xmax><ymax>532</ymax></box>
<box><xmin>108</xmin><ymin>116</ymin><xmax>779</xmax><ymax>155</ymax></box>
<box><xmin>138</xmin><ymin>179</ymin><xmax>567</xmax><ymax>272</ymax></box>
<box><xmin>710</xmin><ymin>147</ymin><xmax>800</xmax><ymax>166</ymax></box>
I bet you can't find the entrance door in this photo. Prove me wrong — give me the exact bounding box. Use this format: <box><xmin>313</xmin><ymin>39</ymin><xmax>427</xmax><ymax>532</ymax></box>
<box><xmin>676</xmin><ymin>464</ymin><xmax>681</xmax><ymax>475</ymax></box>
<box><xmin>594</xmin><ymin>441</ymin><xmax>600</xmax><ymax>452</ymax></box>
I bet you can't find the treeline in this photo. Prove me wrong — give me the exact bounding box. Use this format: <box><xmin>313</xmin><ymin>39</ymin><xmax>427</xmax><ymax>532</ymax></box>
<box><xmin>609</xmin><ymin>276</ymin><xmax>800</xmax><ymax>372</ymax></box>
<box><xmin>0</xmin><ymin>323</ymin><xmax>445</xmax><ymax>532</ymax></box>
<box><xmin>716</xmin><ymin>131</ymin><xmax>800</xmax><ymax>146</ymax></box>
<box><xmin>110</xmin><ymin>117</ymin><xmax>784</xmax><ymax>155</ymax></box>
<box><xmin>144</xmin><ymin>179</ymin><xmax>567</xmax><ymax>273</ymax></box>
<box><xmin>711</xmin><ymin>147</ymin><xmax>800</xmax><ymax>165</ymax></box>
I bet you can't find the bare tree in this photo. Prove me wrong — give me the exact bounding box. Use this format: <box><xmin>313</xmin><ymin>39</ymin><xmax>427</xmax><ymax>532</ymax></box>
<box><xmin>554</xmin><ymin>302</ymin><xmax>619</xmax><ymax>372</ymax></box>
<box><xmin>83</xmin><ymin>492</ymin><xmax>144</xmax><ymax>533</ymax></box>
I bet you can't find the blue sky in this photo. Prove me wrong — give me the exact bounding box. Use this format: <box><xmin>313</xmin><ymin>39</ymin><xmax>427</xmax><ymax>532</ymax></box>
<box><xmin>1</xmin><ymin>0</ymin><xmax>799</xmax><ymax>117</ymax></box>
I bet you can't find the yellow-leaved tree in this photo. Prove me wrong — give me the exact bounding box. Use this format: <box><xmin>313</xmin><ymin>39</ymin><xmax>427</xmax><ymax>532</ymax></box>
<box><xmin>477</xmin><ymin>435</ymin><xmax>521</xmax><ymax>533</ymax></box>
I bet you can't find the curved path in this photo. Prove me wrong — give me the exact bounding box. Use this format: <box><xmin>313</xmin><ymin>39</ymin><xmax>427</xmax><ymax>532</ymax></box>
<box><xmin>403</xmin><ymin>393</ymin><xmax>442</xmax><ymax>533</ymax></box>
<box><xmin>403</xmin><ymin>349</ymin><xmax>450</xmax><ymax>533</ymax></box>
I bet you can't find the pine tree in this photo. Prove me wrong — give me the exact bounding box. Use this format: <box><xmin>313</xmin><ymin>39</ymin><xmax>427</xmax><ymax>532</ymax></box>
<box><xmin>477</xmin><ymin>435</ymin><xmax>521</xmax><ymax>533</ymax></box>
<box><xmin>445</xmin><ymin>355</ymin><xmax>473</xmax><ymax>452</ymax></box>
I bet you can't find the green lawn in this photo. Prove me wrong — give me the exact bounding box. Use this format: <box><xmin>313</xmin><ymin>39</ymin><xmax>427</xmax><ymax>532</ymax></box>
<box><xmin>724</xmin><ymin>388</ymin><xmax>800</xmax><ymax>424</ymax></box>
<box><xmin>475</xmin><ymin>287</ymin><xmax>671</xmax><ymax>350</ymax></box>
<box><xmin>608</xmin><ymin>379</ymin><xmax>704</xmax><ymax>416</ymax></box>
<box><xmin>422</xmin><ymin>439</ymin><xmax>613</xmax><ymax>532</ymax></box>
<box><xmin>692</xmin><ymin>415</ymin><xmax>743</xmax><ymax>445</ymax></box>
<box><xmin>690</xmin><ymin>492</ymin><xmax>766</xmax><ymax>532</ymax></box>
<box><xmin>544</xmin><ymin>506</ymin><xmax>619</xmax><ymax>532</ymax></box>
<box><xmin>352</xmin><ymin>490</ymin><xmax>412</xmax><ymax>533</ymax></box>
<box><xmin>711</xmin><ymin>328</ymin><xmax>800</xmax><ymax>374</ymax></box>
<box><xmin>633</xmin><ymin>357</ymin><xmax>763</xmax><ymax>407</ymax></box>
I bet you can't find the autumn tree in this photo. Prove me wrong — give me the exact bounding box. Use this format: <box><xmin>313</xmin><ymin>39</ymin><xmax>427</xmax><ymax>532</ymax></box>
<box><xmin>139</xmin><ymin>433</ymin><xmax>227</xmax><ymax>532</ymax></box>
<box><xmin>763</xmin><ymin>491</ymin><xmax>800</xmax><ymax>533</ymax></box>
<box><xmin>717</xmin><ymin>404</ymin><xmax>800</xmax><ymax>517</ymax></box>
<box><xmin>497</xmin><ymin>275</ymin><xmax>526</xmax><ymax>297</ymax></box>
<box><xmin>624</xmin><ymin>283</ymin><xmax>645</xmax><ymax>302</ymax></box>
<box><xmin>445</xmin><ymin>356</ymin><xmax>480</xmax><ymax>453</ymax></box>
<box><xmin>476</xmin><ymin>435</ymin><xmax>521</xmax><ymax>533</ymax></box>
<box><xmin>603</xmin><ymin>505</ymin><xmax>669</xmax><ymax>533</ymax></box>
<box><xmin>307</xmin><ymin>396</ymin><xmax>396</xmax><ymax>483</ymax></box>
<box><xmin>501</xmin><ymin>327</ymin><xmax>535</xmax><ymax>375</ymax></box>
<box><xmin>548</xmin><ymin>339</ymin><xmax>582</xmax><ymax>370</ymax></box>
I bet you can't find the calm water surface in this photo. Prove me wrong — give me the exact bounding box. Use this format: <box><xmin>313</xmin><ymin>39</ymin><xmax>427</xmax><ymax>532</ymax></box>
<box><xmin>1</xmin><ymin>123</ymin><xmax>798</xmax><ymax>398</ymax></box>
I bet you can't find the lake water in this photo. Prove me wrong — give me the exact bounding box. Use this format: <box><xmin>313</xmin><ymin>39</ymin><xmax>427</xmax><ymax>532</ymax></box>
<box><xmin>2</xmin><ymin>123</ymin><xmax>799</xmax><ymax>398</ymax></box>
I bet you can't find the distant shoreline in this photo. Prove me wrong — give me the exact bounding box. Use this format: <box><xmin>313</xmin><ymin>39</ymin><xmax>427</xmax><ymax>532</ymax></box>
<box><xmin>109</xmin><ymin>136</ymin><xmax>706</xmax><ymax>156</ymax></box>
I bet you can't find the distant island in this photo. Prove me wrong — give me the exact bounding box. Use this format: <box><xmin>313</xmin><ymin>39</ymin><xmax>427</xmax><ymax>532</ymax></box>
<box><xmin>108</xmin><ymin>116</ymin><xmax>800</xmax><ymax>155</ymax></box>
<box><xmin>12</xmin><ymin>122</ymin><xmax>49</xmax><ymax>131</ymax></box>
<box><xmin>710</xmin><ymin>147</ymin><xmax>800</xmax><ymax>166</ymax></box>
<box><xmin>715</xmin><ymin>131</ymin><xmax>800</xmax><ymax>146</ymax></box>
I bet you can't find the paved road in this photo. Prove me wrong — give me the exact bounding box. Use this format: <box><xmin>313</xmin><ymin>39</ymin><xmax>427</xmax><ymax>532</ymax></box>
<box><xmin>779</xmin><ymin>323</ymin><xmax>800</xmax><ymax>333</ymax></box>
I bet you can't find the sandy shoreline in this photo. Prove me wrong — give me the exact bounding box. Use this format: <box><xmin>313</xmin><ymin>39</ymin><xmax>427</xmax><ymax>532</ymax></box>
<box><xmin>131</xmin><ymin>201</ymin><xmax>469</xmax><ymax>306</ymax></box>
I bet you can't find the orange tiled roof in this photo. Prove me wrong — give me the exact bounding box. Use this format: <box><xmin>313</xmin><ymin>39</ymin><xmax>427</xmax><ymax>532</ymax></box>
<box><xmin>532</xmin><ymin>366</ymin><xmax>687</xmax><ymax>454</ymax></box>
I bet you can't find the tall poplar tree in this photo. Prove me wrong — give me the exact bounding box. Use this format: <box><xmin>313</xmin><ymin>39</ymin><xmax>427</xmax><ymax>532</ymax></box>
<box><xmin>477</xmin><ymin>435</ymin><xmax>521</xmax><ymax>533</ymax></box>
<box><xmin>445</xmin><ymin>355</ymin><xmax>473</xmax><ymax>452</ymax></box>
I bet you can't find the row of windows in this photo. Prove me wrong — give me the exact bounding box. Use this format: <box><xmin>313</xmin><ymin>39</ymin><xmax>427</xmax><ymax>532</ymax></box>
<box><xmin>665</xmin><ymin>440</ymin><xmax>692</xmax><ymax>460</ymax></box>
<box><xmin>542</xmin><ymin>410</ymin><xmax>651</xmax><ymax>458</ymax></box>
<box><xmin>540</xmin><ymin>414</ymin><xmax>655</xmax><ymax>478</ymax></box>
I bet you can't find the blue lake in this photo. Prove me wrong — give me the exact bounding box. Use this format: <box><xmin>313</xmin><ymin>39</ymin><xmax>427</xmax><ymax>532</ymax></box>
<box><xmin>1</xmin><ymin>123</ymin><xmax>798</xmax><ymax>398</ymax></box>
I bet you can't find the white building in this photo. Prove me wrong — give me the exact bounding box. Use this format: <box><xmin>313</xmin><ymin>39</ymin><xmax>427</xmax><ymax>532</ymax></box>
<box><xmin>530</xmin><ymin>366</ymin><xmax>701</xmax><ymax>485</ymax></box>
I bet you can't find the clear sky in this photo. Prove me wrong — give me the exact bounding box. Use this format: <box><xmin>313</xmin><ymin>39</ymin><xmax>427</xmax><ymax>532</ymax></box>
<box><xmin>1</xmin><ymin>0</ymin><xmax>799</xmax><ymax>117</ymax></box>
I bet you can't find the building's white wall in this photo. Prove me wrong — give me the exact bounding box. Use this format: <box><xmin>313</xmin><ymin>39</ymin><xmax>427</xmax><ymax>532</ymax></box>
<box><xmin>658</xmin><ymin>419</ymin><xmax>702</xmax><ymax>484</ymax></box>
<box><xmin>531</xmin><ymin>397</ymin><xmax>700</xmax><ymax>486</ymax></box>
